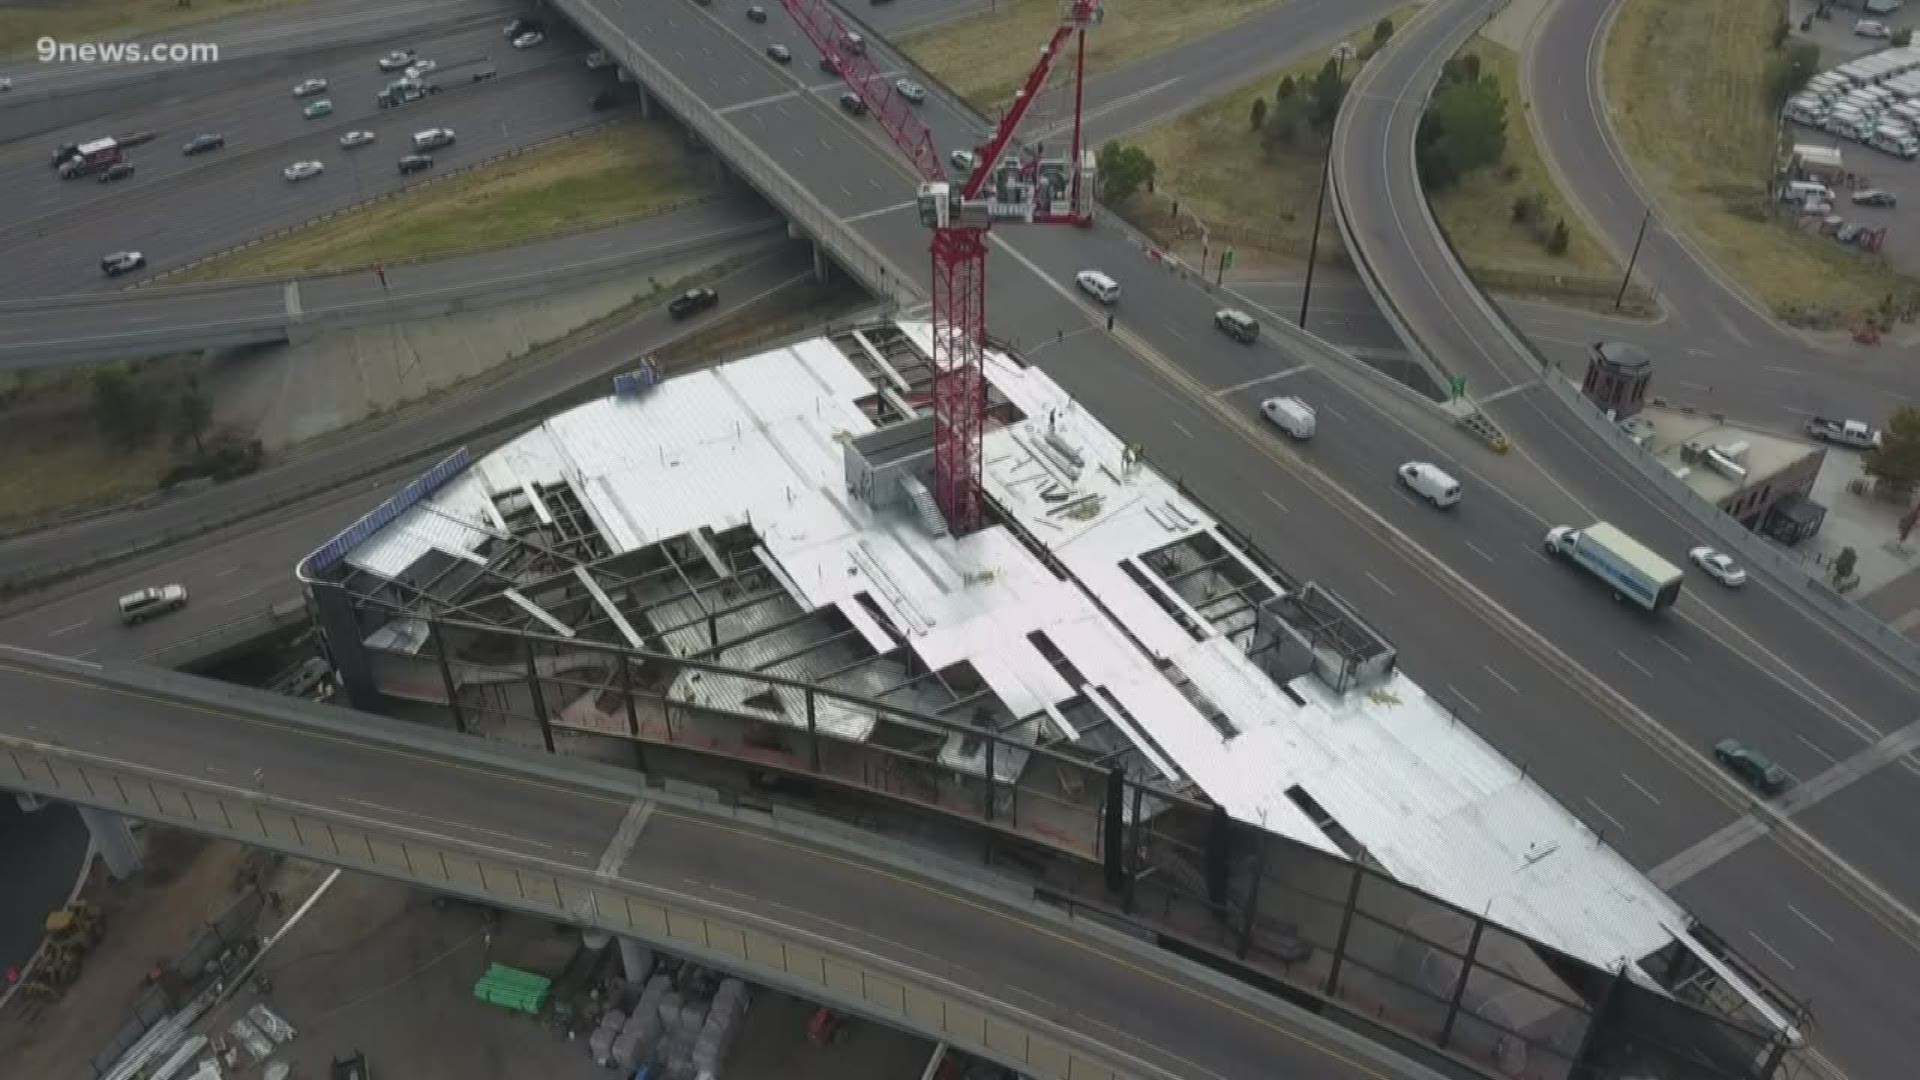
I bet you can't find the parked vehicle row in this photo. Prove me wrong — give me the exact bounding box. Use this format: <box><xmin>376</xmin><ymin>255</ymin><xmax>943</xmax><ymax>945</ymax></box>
<box><xmin>1787</xmin><ymin>44</ymin><xmax>1920</xmax><ymax>159</ymax></box>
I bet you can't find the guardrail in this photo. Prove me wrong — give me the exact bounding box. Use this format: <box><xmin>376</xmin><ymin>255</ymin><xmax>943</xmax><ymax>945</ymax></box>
<box><xmin>551</xmin><ymin>0</ymin><xmax>923</xmax><ymax>309</ymax></box>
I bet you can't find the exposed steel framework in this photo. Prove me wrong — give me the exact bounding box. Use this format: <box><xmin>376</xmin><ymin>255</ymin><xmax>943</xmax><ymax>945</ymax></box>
<box><xmin>779</xmin><ymin>0</ymin><xmax>1100</xmax><ymax>535</ymax></box>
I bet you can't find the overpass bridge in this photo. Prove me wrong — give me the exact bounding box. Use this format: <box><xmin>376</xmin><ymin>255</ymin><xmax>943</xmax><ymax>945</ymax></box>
<box><xmin>0</xmin><ymin>205</ymin><xmax>782</xmax><ymax>370</ymax></box>
<box><xmin>0</xmin><ymin>644</ymin><xmax>1457</xmax><ymax>1080</ymax></box>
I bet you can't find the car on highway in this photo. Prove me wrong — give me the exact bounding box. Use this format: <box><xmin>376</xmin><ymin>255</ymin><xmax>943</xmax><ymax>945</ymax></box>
<box><xmin>512</xmin><ymin>30</ymin><xmax>545</xmax><ymax>49</ymax></box>
<box><xmin>471</xmin><ymin>66</ymin><xmax>497</xmax><ymax>83</ymax></box>
<box><xmin>0</xmin><ymin>77</ymin><xmax>11</xmax><ymax>91</ymax></box>
<box><xmin>182</xmin><ymin>133</ymin><xmax>226</xmax><ymax>155</ymax></box>
<box><xmin>819</xmin><ymin>55</ymin><xmax>837</xmax><ymax>74</ymax></box>
<box><xmin>746</xmin><ymin>5</ymin><xmax>768</xmax><ymax>21</ymax></box>
<box><xmin>405</xmin><ymin>59</ymin><xmax>437</xmax><ymax>80</ymax></box>
<box><xmin>100</xmin><ymin>251</ymin><xmax>145</xmax><ymax>277</ymax></box>
<box><xmin>1214</xmin><ymin>308</ymin><xmax>1260</xmax><ymax>343</ymax></box>
<box><xmin>839</xmin><ymin>91</ymin><xmax>868</xmax><ymax>116</ymax></box>
<box><xmin>1075</xmin><ymin>269</ymin><xmax>1120</xmax><ymax>303</ymax></box>
<box><xmin>304</xmin><ymin>99</ymin><xmax>335</xmax><ymax>119</ymax></box>
<box><xmin>339</xmin><ymin>130</ymin><xmax>376</xmax><ymax>149</ymax></box>
<box><xmin>97</xmin><ymin>162</ymin><xmax>136</xmax><ymax>184</ymax></box>
<box><xmin>117</xmin><ymin>584</ymin><xmax>188</xmax><ymax>625</ymax></box>
<box><xmin>767</xmin><ymin>43</ymin><xmax>792</xmax><ymax>63</ymax></box>
<box><xmin>1688</xmin><ymin>546</ymin><xmax>1748</xmax><ymax>587</ymax></box>
<box><xmin>412</xmin><ymin>127</ymin><xmax>456</xmax><ymax>151</ymax></box>
<box><xmin>505</xmin><ymin>17</ymin><xmax>542</xmax><ymax>38</ymax></box>
<box><xmin>1259</xmin><ymin>396</ymin><xmax>1315</xmax><ymax>440</ymax></box>
<box><xmin>895</xmin><ymin>79</ymin><xmax>927</xmax><ymax>104</ymax></box>
<box><xmin>1397</xmin><ymin>462</ymin><xmax>1462</xmax><ymax>508</ymax></box>
<box><xmin>398</xmin><ymin>153</ymin><xmax>434</xmax><ymax>174</ymax></box>
<box><xmin>1855</xmin><ymin>18</ymin><xmax>1892</xmax><ymax>38</ymax></box>
<box><xmin>668</xmin><ymin>287</ymin><xmax>719</xmax><ymax>319</ymax></box>
<box><xmin>1852</xmin><ymin>188</ymin><xmax>1897</xmax><ymax>208</ymax></box>
<box><xmin>378</xmin><ymin>49</ymin><xmax>415</xmax><ymax>71</ymax></box>
<box><xmin>292</xmin><ymin>77</ymin><xmax>328</xmax><ymax>97</ymax></box>
<box><xmin>950</xmin><ymin>148</ymin><xmax>978</xmax><ymax>172</ymax></box>
<box><xmin>1713</xmin><ymin>738</ymin><xmax>1790</xmax><ymax>796</ymax></box>
<box><xmin>586</xmin><ymin>50</ymin><xmax>614</xmax><ymax>69</ymax></box>
<box><xmin>283</xmin><ymin>160</ymin><xmax>325</xmax><ymax>182</ymax></box>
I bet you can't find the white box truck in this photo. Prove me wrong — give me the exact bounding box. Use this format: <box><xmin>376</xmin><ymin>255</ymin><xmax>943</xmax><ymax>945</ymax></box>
<box><xmin>1543</xmin><ymin>522</ymin><xmax>1684</xmax><ymax>613</ymax></box>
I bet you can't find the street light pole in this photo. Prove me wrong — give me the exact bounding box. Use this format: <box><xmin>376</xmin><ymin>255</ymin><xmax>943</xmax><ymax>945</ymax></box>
<box><xmin>1612</xmin><ymin>207</ymin><xmax>1651</xmax><ymax>312</ymax></box>
<box><xmin>1298</xmin><ymin>43</ymin><xmax>1353</xmax><ymax>329</ymax></box>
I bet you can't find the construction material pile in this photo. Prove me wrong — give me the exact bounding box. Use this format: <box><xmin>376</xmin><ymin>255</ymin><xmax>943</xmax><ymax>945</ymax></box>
<box><xmin>473</xmin><ymin>963</ymin><xmax>551</xmax><ymax>1015</ymax></box>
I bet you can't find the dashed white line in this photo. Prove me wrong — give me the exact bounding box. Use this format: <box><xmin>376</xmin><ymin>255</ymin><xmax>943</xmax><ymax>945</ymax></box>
<box><xmin>341</xmin><ymin>798</ymin><xmax>558</xmax><ymax>852</ymax></box>
<box><xmin>1447</xmin><ymin>685</ymin><xmax>1479</xmax><ymax>713</ymax></box>
<box><xmin>1263</xmin><ymin>492</ymin><xmax>1287</xmax><ymax>513</ymax></box>
<box><xmin>1164</xmin><ymin>325</ymin><xmax>1187</xmax><ymax>340</ymax></box>
<box><xmin>1615</xmin><ymin>650</ymin><xmax>1653</xmax><ymax>677</ymax></box>
<box><xmin>219</xmin><ymin>588</ymin><xmax>262</xmax><ymax>606</ymax></box>
<box><xmin>1794</xmin><ymin>733</ymin><xmax>1837</xmax><ymax>763</ymax></box>
<box><xmin>1482</xmin><ymin>665</ymin><xmax>1518</xmax><ymax>694</ymax></box>
<box><xmin>46</xmin><ymin>619</ymin><xmax>89</xmax><ymax>638</ymax></box>
<box><xmin>1365</xmin><ymin>572</ymin><xmax>1394</xmax><ymax>595</ymax></box>
<box><xmin>1787</xmin><ymin>904</ymin><xmax>1834</xmax><ymax>942</ymax></box>
<box><xmin>1654</xmin><ymin>637</ymin><xmax>1690</xmax><ymax>663</ymax></box>
<box><xmin>1169</xmin><ymin>420</ymin><xmax>1194</xmax><ymax>439</ymax></box>
<box><xmin>216</xmin><ymin>566</ymin><xmax>244</xmax><ymax>577</ymax></box>
<box><xmin>1620</xmin><ymin>773</ymin><xmax>1662</xmax><ymax>805</ymax></box>
<box><xmin>1583</xmin><ymin>797</ymin><xmax>1626</xmax><ymax>835</ymax></box>
<box><xmin>70</xmin><ymin>648</ymin><xmax>97</xmax><ymax>660</ymax></box>
<box><xmin>1747</xmin><ymin>931</ymin><xmax>1796</xmax><ymax>971</ymax></box>
<box><xmin>1463</xmin><ymin>540</ymin><xmax>1494</xmax><ymax>562</ymax></box>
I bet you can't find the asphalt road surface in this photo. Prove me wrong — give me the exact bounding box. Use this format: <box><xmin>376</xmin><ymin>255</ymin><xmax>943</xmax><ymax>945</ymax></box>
<box><xmin>0</xmin><ymin>650</ymin><xmax>1455</xmax><ymax>1080</ymax></box>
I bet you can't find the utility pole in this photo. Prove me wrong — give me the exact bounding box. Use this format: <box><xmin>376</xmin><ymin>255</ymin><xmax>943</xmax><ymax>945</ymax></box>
<box><xmin>1612</xmin><ymin>208</ymin><xmax>1651</xmax><ymax>312</ymax></box>
<box><xmin>1299</xmin><ymin>42</ymin><xmax>1354</xmax><ymax>329</ymax></box>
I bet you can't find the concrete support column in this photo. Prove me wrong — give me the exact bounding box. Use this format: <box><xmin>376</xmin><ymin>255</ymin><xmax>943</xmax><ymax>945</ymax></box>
<box><xmin>811</xmin><ymin>241</ymin><xmax>828</xmax><ymax>284</ymax></box>
<box><xmin>581</xmin><ymin>928</ymin><xmax>612</xmax><ymax>952</ymax></box>
<box><xmin>77</xmin><ymin>805</ymin><xmax>142</xmax><ymax>879</ymax></box>
<box><xmin>618</xmin><ymin>937</ymin><xmax>655</xmax><ymax>983</ymax></box>
<box><xmin>637</xmin><ymin>88</ymin><xmax>651</xmax><ymax>121</ymax></box>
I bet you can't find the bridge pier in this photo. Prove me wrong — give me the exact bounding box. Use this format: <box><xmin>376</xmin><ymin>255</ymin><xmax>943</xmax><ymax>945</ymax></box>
<box><xmin>812</xmin><ymin>240</ymin><xmax>828</xmax><ymax>284</ymax></box>
<box><xmin>637</xmin><ymin>87</ymin><xmax>651</xmax><ymax>121</ymax></box>
<box><xmin>77</xmin><ymin>805</ymin><xmax>142</xmax><ymax>879</ymax></box>
<box><xmin>618</xmin><ymin>937</ymin><xmax>655</xmax><ymax>982</ymax></box>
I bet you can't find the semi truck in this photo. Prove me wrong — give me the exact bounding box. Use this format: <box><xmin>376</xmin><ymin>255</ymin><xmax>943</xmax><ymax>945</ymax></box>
<box><xmin>58</xmin><ymin>138</ymin><xmax>121</xmax><ymax>178</ymax></box>
<box><xmin>1805</xmin><ymin>416</ymin><xmax>1883</xmax><ymax>449</ymax></box>
<box><xmin>1544</xmin><ymin>522</ymin><xmax>1684</xmax><ymax>613</ymax></box>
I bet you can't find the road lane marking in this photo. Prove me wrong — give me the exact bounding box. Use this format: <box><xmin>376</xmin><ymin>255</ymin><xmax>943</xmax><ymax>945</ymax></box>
<box><xmin>216</xmin><ymin>567</ymin><xmax>244</xmax><ymax>577</ymax></box>
<box><xmin>1621</xmin><ymin>774</ymin><xmax>1661</xmax><ymax>805</ymax></box>
<box><xmin>47</xmin><ymin>619</ymin><xmax>89</xmax><ymax>638</ymax></box>
<box><xmin>1583</xmin><ymin>797</ymin><xmax>1625</xmax><ymax>835</ymax></box>
<box><xmin>1481</xmin><ymin>665</ymin><xmax>1517</xmax><ymax>694</ymax></box>
<box><xmin>1795</xmin><ymin>734</ymin><xmax>1836</xmax><ymax>764</ymax></box>
<box><xmin>1615</xmin><ymin>650</ymin><xmax>1652</xmax><ymax>677</ymax></box>
<box><xmin>1463</xmin><ymin>540</ymin><xmax>1494</xmax><ymax>562</ymax></box>
<box><xmin>845</xmin><ymin>200</ymin><xmax>915</xmax><ymax>223</ymax></box>
<box><xmin>1364</xmin><ymin>572</ymin><xmax>1394</xmax><ymax>595</ymax></box>
<box><xmin>597</xmin><ymin>798</ymin><xmax>655</xmax><ymax>877</ymax></box>
<box><xmin>1653</xmin><ymin>638</ymin><xmax>1689</xmax><ymax>664</ymax></box>
<box><xmin>1747</xmin><ymin>931</ymin><xmax>1796</xmax><ymax>971</ymax></box>
<box><xmin>1788</xmin><ymin>905</ymin><xmax>1835</xmax><ymax>943</ymax></box>
<box><xmin>70</xmin><ymin>649</ymin><xmax>96</xmax><ymax>660</ymax></box>
<box><xmin>1212</xmin><ymin>365</ymin><xmax>1312</xmax><ymax>397</ymax></box>
<box><xmin>340</xmin><ymin>797</ymin><xmax>561</xmax><ymax>852</ymax></box>
<box><xmin>220</xmin><ymin>588</ymin><xmax>262</xmax><ymax>606</ymax></box>
<box><xmin>1169</xmin><ymin>420</ymin><xmax>1194</xmax><ymax>439</ymax></box>
<box><xmin>1447</xmin><ymin>685</ymin><xmax>1479</xmax><ymax>713</ymax></box>
<box><xmin>1262</xmin><ymin>492</ymin><xmax>1287</xmax><ymax>513</ymax></box>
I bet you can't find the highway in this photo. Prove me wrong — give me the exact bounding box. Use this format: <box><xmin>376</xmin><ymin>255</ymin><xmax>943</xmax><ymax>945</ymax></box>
<box><xmin>1</xmin><ymin>25</ymin><xmax>620</xmax><ymax>295</ymax></box>
<box><xmin>0</xmin><ymin>197</ymin><xmax>783</xmax><ymax>369</ymax></box>
<box><xmin>1332</xmin><ymin>0</ymin><xmax>1920</xmax><ymax>1072</ymax></box>
<box><xmin>0</xmin><ymin>648</ymin><xmax>1454</xmax><ymax>1080</ymax></box>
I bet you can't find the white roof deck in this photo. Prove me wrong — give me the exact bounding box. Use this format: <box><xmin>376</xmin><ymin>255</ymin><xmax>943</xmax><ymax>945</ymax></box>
<box><xmin>341</xmin><ymin>320</ymin><xmax>1689</xmax><ymax>974</ymax></box>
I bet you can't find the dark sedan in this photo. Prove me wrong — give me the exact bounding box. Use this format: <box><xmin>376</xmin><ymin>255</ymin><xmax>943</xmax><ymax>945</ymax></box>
<box><xmin>183</xmin><ymin>133</ymin><xmax>226</xmax><ymax>155</ymax></box>
<box><xmin>668</xmin><ymin>288</ymin><xmax>719</xmax><ymax>319</ymax></box>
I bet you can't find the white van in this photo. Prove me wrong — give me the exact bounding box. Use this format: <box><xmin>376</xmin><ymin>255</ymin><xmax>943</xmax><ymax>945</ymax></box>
<box><xmin>1397</xmin><ymin>461</ymin><xmax>1461</xmax><ymax>508</ymax></box>
<box><xmin>1260</xmin><ymin>396</ymin><xmax>1315</xmax><ymax>439</ymax></box>
<box><xmin>1075</xmin><ymin>269</ymin><xmax>1120</xmax><ymax>304</ymax></box>
<box><xmin>1782</xmin><ymin>179</ymin><xmax>1833</xmax><ymax>204</ymax></box>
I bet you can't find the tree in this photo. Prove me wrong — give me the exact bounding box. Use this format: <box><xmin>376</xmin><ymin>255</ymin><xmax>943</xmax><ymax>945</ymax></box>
<box><xmin>1832</xmin><ymin>546</ymin><xmax>1858</xmax><ymax>584</ymax></box>
<box><xmin>91</xmin><ymin>366</ymin><xmax>153</xmax><ymax>447</ymax></box>
<box><xmin>1249</xmin><ymin>96</ymin><xmax>1268</xmax><ymax>132</ymax></box>
<box><xmin>1442</xmin><ymin>51</ymin><xmax>1482</xmax><ymax>87</ymax></box>
<box><xmin>1770</xmin><ymin>19</ymin><xmax>1789</xmax><ymax>50</ymax></box>
<box><xmin>1417</xmin><ymin>71</ymin><xmax>1508</xmax><ymax>189</ymax></box>
<box><xmin>1765</xmin><ymin>42</ymin><xmax>1820</xmax><ymax>109</ymax></box>
<box><xmin>175</xmin><ymin>382</ymin><xmax>213</xmax><ymax>454</ymax></box>
<box><xmin>1261</xmin><ymin>94</ymin><xmax>1301</xmax><ymax>154</ymax></box>
<box><xmin>1863</xmin><ymin>404</ymin><xmax>1920</xmax><ymax>494</ymax></box>
<box><xmin>1546</xmin><ymin>219</ymin><xmax>1570</xmax><ymax>255</ymax></box>
<box><xmin>1896</xmin><ymin>27</ymin><xmax>1914</xmax><ymax>48</ymax></box>
<box><xmin>1373</xmin><ymin>17</ymin><xmax>1395</xmax><ymax>46</ymax></box>
<box><xmin>1096</xmin><ymin>142</ymin><xmax>1156</xmax><ymax>205</ymax></box>
<box><xmin>1308</xmin><ymin>56</ymin><xmax>1348</xmax><ymax>134</ymax></box>
<box><xmin>1276</xmin><ymin>75</ymin><xmax>1296</xmax><ymax>102</ymax></box>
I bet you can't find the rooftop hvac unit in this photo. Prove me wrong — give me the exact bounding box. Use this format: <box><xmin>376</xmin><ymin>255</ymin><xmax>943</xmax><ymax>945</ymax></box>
<box><xmin>1717</xmin><ymin>439</ymin><xmax>1751</xmax><ymax>465</ymax></box>
<box><xmin>1705</xmin><ymin>448</ymin><xmax>1749</xmax><ymax>482</ymax></box>
<box><xmin>1681</xmin><ymin>440</ymin><xmax>1709</xmax><ymax>464</ymax></box>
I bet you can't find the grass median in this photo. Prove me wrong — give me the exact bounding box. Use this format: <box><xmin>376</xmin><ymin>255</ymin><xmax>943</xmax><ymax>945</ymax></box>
<box><xmin>182</xmin><ymin>119</ymin><xmax>709</xmax><ymax>281</ymax></box>
<box><xmin>899</xmin><ymin>0</ymin><xmax>1283</xmax><ymax>110</ymax></box>
<box><xmin>0</xmin><ymin>0</ymin><xmax>307</xmax><ymax>58</ymax></box>
<box><xmin>1605</xmin><ymin>0</ymin><xmax>1918</xmax><ymax>323</ymax></box>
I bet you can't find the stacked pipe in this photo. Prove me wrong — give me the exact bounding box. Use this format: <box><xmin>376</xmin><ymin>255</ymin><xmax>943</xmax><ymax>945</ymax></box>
<box><xmin>609</xmin><ymin>975</ymin><xmax>672</xmax><ymax>1070</ymax></box>
<box><xmin>691</xmin><ymin>979</ymin><xmax>750</xmax><ymax>1080</ymax></box>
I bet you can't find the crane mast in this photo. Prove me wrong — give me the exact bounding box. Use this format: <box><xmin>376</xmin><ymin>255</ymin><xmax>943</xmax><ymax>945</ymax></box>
<box><xmin>778</xmin><ymin>0</ymin><xmax>1100</xmax><ymax>535</ymax></box>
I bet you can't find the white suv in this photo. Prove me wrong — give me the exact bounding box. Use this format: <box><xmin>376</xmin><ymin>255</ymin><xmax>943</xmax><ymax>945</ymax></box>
<box><xmin>1075</xmin><ymin>269</ymin><xmax>1120</xmax><ymax>303</ymax></box>
<box><xmin>412</xmin><ymin>127</ymin><xmax>456</xmax><ymax>151</ymax></box>
<box><xmin>119</xmin><ymin>584</ymin><xmax>188</xmax><ymax>624</ymax></box>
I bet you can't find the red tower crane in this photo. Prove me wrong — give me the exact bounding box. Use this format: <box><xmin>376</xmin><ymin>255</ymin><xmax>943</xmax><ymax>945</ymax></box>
<box><xmin>777</xmin><ymin>0</ymin><xmax>1102</xmax><ymax>536</ymax></box>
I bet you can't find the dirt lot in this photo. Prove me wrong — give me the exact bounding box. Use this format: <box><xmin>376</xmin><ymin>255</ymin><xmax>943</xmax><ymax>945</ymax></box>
<box><xmin>1605</xmin><ymin>0</ymin><xmax>1920</xmax><ymax>322</ymax></box>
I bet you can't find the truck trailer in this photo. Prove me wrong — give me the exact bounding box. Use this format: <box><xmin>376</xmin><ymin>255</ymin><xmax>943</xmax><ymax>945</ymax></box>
<box><xmin>1544</xmin><ymin>522</ymin><xmax>1684</xmax><ymax>613</ymax></box>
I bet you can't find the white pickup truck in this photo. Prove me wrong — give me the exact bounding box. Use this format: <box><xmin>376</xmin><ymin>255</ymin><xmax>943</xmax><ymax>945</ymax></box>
<box><xmin>1805</xmin><ymin>416</ymin><xmax>1882</xmax><ymax>449</ymax></box>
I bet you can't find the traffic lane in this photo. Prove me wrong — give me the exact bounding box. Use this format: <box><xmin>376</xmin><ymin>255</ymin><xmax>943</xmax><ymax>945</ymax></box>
<box><xmin>0</xmin><ymin>286</ymin><xmax>283</xmax><ymax>350</ymax></box>
<box><xmin>294</xmin><ymin>196</ymin><xmax>779</xmax><ymax>310</ymax></box>
<box><xmin>1674</xmin><ymin>840</ymin><xmax>1920</xmax><ymax>1080</ymax></box>
<box><xmin>1004</xmin><ymin>322</ymin><xmax>1734</xmax><ymax>868</ymax></box>
<box><xmin>596</xmin><ymin>0</ymin><xmax>832</xmax><ymax>112</ymax></box>
<box><xmin>1230</xmin><ymin>280</ymin><xmax>1409</xmax><ymax>355</ymax></box>
<box><xmin>0</xmin><ymin>20</ymin><xmax>565</xmax><ymax>222</ymax></box>
<box><xmin>0</xmin><ymin>658</ymin><xmax>627</xmax><ymax>867</ymax></box>
<box><xmin>0</xmin><ymin>246</ymin><xmax>812</xmax><ymax>585</ymax></box>
<box><xmin>1789</xmin><ymin>761</ymin><xmax>1920</xmax><ymax>911</ymax></box>
<box><xmin>0</xmin><ymin>67</ymin><xmax>613</xmax><ymax>296</ymax></box>
<box><xmin>0</xmin><ymin>0</ymin><xmax>509</xmax><ymax>94</ymax></box>
<box><xmin>628</xmin><ymin>813</ymin><xmax>1417</xmax><ymax>1080</ymax></box>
